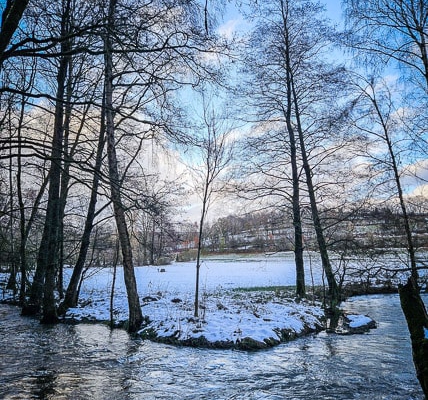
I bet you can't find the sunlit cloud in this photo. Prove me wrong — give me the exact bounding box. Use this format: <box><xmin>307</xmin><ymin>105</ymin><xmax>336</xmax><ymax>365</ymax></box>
<box><xmin>411</xmin><ymin>184</ymin><xmax>428</xmax><ymax>197</ymax></box>
<box><xmin>218</xmin><ymin>18</ymin><xmax>244</xmax><ymax>39</ymax></box>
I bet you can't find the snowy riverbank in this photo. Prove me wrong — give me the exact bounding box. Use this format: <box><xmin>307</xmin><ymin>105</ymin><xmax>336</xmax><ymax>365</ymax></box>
<box><xmin>1</xmin><ymin>253</ymin><xmax>377</xmax><ymax>349</ymax></box>
<box><xmin>68</xmin><ymin>284</ymin><xmax>327</xmax><ymax>349</ymax></box>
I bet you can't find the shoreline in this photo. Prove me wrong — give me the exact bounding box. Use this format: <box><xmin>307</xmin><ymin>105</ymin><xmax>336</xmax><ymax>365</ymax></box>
<box><xmin>1</xmin><ymin>285</ymin><xmax>379</xmax><ymax>351</ymax></box>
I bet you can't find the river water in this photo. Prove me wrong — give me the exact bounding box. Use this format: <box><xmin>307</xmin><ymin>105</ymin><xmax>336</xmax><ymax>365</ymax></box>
<box><xmin>0</xmin><ymin>294</ymin><xmax>425</xmax><ymax>400</ymax></box>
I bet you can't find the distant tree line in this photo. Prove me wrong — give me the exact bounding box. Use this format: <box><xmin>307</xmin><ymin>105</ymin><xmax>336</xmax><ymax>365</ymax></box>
<box><xmin>202</xmin><ymin>206</ymin><xmax>428</xmax><ymax>254</ymax></box>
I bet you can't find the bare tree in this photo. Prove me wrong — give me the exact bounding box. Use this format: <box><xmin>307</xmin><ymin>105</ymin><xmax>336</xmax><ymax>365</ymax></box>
<box><xmin>191</xmin><ymin>94</ymin><xmax>234</xmax><ymax>318</ymax></box>
<box><xmin>22</xmin><ymin>0</ymin><xmax>73</xmax><ymax>322</ymax></box>
<box><xmin>342</xmin><ymin>0</ymin><xmax>428</xmax><ymax>89</ymax></box>
<box><xmin>343</xmin><ymin>1</ymin><xmax>428</xmax><ymax>393</ymax></box>
<box><xmin>349</xmin><ymin>75</ymin><xmax>419</xmax><ymax>280</ymax></box>
<box><xmin>347</xmin><ymin>74</ymin><xmax>428</xmax><ymax>396</ymax></box>
<box><xmin>0</xmin><ymin>0</ymin><xmax>234</xmax><ymax>331</ymax></box>
<box><xmin>58</xmin><ymin>92</ymin><xmax>107</xmax><ymax>314</ymax></box>
<box><xmin>240</xmin><ymin>0</ymin><xmax>346</xmax><ymax>308</ymax></box>
<box><xmin>103</xmin><ymin>0</ymin><xmax>143</xmax><ymax>333</ymax></box>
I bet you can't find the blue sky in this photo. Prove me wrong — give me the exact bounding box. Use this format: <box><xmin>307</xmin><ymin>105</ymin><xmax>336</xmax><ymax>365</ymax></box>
<box><xmin>325</xmin><ymin>0</ymin><xmax>343</xmax><ymax>23</ymax></box>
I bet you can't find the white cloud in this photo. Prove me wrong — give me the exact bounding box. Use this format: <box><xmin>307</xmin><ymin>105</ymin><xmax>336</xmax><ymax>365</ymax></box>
<box><xmin>217</xmin><ymin>18</ymin><xmax>243</xmax><ymax>39</ymax></box>
<box><xmin>401</xmin><ymin>159</ymin><xmax>428</xmax><ymax>186</ymax></box>
<box><xmin>411</xmin><ymin>184</ymin><xmax>428</xmax><ymax>197</ymax></box>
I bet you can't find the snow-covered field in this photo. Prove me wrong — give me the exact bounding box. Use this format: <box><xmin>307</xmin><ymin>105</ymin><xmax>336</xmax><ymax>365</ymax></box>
<box><xmin>62</xmin><ymin>252</ymin><xmax>373</xmax><ymax>348</ymax></box>
<box><xmin>0</xmin><ymin>252</ymin><xmax>376</xmax><ymax>348</ymax></box>
<box><xmin>74</xmin><ymin>252</ymin><xmax>324</xmax><ymax>298</ymax></box>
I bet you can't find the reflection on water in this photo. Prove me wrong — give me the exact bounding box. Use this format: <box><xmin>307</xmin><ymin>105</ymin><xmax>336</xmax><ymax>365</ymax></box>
<box><xmin>0</xmin><ymin>294</ymin><xmax>425</xmax><ymax>399</ymax></box>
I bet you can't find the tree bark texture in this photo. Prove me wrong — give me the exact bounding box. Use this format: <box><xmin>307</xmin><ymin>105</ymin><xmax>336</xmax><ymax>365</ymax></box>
<box><xmin>399</xmin><ymin>277</ymin><xmax>428</xmax><ymax>398</ymax></box>
<box><xmin>104</xmin><ymin>0</ymin><xmax>142</xmax><ymax>333</ymax></box>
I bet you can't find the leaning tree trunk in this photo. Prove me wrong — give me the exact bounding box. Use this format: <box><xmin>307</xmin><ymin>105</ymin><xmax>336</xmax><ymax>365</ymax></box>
<box><xmin>291</xmin><ymin>79</ymin><xmax>339</xmax><ymax>312</ymax></box>
<box><xmin>58</xmin><ymin>98</ymin><xmax>106</xmax><ymax>314</ymax></box>
<box><xmin>16</xmin><ymin>90</ymin><xmax>49</xmax><ymax>305</ymax></box>
<box><xmin>103</xmin><ymin>0</ymin><xmax>143</xmax><ymax>333</ymax></box>
<box><xmin>282</xmin><ymin>20</ymin><xmax>338</xmax><ymax>309</ymax></box>
<box><xmin>369</xmin><ymin>92</ymin><xmax>419</xmax><ymax>282</ymax></box>
<box><xmin>399</xmin><ymin>277</ymin><xmax>428</xmax><ymax>398</ymax></box>
<box><xmin>57</xmin><ymin>54</ymin><xmax>74</xmax><ymax>300</ymax></box>
<box><xmin>0</xmin><ymin>0</ymin><xmax>29</xmax><ymax>69</ymax></box>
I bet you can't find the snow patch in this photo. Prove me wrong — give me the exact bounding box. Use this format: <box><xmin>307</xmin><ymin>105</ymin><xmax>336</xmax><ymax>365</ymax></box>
<box><xmin>347</xmin><ymin>314</ymin><xmax>373</xmax><ymax>328</ymax></box>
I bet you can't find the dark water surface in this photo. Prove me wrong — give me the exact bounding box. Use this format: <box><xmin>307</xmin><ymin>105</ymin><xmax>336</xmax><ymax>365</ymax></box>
<box><xmin>0</xmin><ymin>294</ymin><xmax>425</xmax><ymax>399</ymax></box>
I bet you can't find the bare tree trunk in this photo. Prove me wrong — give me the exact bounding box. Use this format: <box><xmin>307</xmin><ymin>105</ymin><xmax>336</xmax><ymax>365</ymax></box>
<box><xmin>40</xmin><ymin>18</ymin><xmax>71</xmax><ymax>323</ymax></box>
<box><xmin>104</xmin><ymin>0</ymin><xmax>142</xmax><ymax>333</ymax></box>
<box><xmin>57</xmin><ymin>54</ymin><xmax>74</xmax><ymax>301</ymax></box>
<box><xmin>192</xmin><ymin>99</ymin><xmax>232</xmax><ymax>318</ymax></box>
<box><xmin>6</xmin><ymin>115</ymin><xmax>17</xmax><ymax>294</ymax></box>
<box><xmin>22</xmin><ymin>0</ymin><xmax>72</xmax><ymax>322</ymax></box>
<box><xmin>367</xmin><ymin>81</ymin><xmax>425</xmax><ymax>397</ymax></box>
<box><xmin>369</xmin><ymin>92</ymin><xmax>419</xmax><ymax>282</ymax></box>
<box><xmin>296</xmin><ymin>126</ymin><xmax>339</xmax><ymax>311</ymax></box>
<box><xmin>283</xmin><ymin>41</ymin><xmax>305</xmax><ymax>298</ymax></box>
<box><xmin>150</xmin><ymin>218</ymin><xmax>156</xmax><ymax>265</ymax></box>
<box><xmin>0</xmin><ymin>0</ymin><xmax>29</xmax><ymax>69</ymax></box>
<box><xmin>16</xmin><ymin>95</ymin><xmax>27</xmax><ymax>304</ymax></box>
<box><xmin>58</xmin><ymin>97</ymin><xmax>106</xmax><ymax>314</ymax></box>
<box><xmin>280</xmin><ymin>0</ymin><xmax>327</xmax><ymax>303</ymax></box>
<box><xmin>399</xmin><ymin>277</ymin><xmax>428</xmax><ymax>398</ymax></box>
<box><xmin>290</xmin><ymin>75</ymin><xmax>339</xmax><ymax>311</ymax></box>
<box><xmin>13</xmin><ymin>74</ymin><xmax>48</xmax><ymax>304</ymax></box>
<box><xmin>110</xmin><ymin>238</ymin><xmax>119</xmax><ymax>328</ymax></box>
<box><xmin>194</xmin><ymin>185</ymin><xmax>208</xmax><ymax>318</ymax></box>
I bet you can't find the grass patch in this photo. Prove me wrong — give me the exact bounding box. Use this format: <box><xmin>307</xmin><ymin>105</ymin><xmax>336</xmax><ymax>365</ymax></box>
<box><xmin>233</xmin><ymin>285</ymin><xmax>296</xmax><ymax>293</ymax></box>
<box><xmin>232</xmin><ymin>285</ymin><xmax>330</xmax><ymax>304</ymax></box>
<box><xmin>232</xmin><ymin>286</ymin><xmax>297</xmax><ymax>301</ymax></box>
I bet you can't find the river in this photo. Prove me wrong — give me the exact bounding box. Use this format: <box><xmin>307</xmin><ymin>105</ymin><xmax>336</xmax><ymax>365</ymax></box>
<box><xmin>0</xmin><ymin>293</ymin><xmax>425</xmax><ymax>399</ymax></box>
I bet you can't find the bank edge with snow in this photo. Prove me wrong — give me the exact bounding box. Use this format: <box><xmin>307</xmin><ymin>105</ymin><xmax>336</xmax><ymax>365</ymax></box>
<box><xmin>135</xmin><ymin>290</ymin><xmax>375</xmax><ymax>350</ymax></box>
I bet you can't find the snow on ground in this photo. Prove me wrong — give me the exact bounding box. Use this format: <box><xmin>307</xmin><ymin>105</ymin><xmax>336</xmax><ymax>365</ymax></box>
<box><xmin>346</xmin><ymin>314</ymin><xmax>374</xmax><ymax>329</ymax></box>
<box><xmin>63</xmin><ymin>253</ymin><xmax>329</xmax><ymax>347</ymax></box>
<box><xmin>1</xmin><ymin>252</ymin><xmax>377</xmax><ymax>348</ymax></box>
<box><xmin>136</xmin><ymin>288</ymin><xmax>325</xmax><ymax>347</ymax></box>
<box><xmin>72</xmin><ymin>252</ymin><xmax>325</xmax><ymax>297</ymax></box>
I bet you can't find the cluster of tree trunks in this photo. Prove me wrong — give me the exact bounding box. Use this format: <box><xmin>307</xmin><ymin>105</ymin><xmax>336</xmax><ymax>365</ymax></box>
<box><xmin>1</xmin><ymin>0</ymin><xmax>221</xmax><ymax>333</ymax></box>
